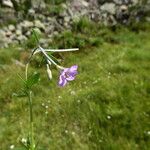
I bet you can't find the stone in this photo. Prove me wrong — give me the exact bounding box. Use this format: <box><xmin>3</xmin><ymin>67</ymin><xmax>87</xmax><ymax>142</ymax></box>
<box><xmin>16</xmin><ymin>35</ymin><xmax>27</xmax><ymax>42</ymax></box>
<box><xmin>28</xmin><ymin>9</ymin><xmax>35</xmax><ymax>14</ymax></box>
<box><xmin>132</xmin><ymin>0</ymin><xmax>139</xmax><ymax>5</ymax></box>
<box><xmin>0</xmin><ymin>30</ymin><xmax>7</xmax><ymax>48</ymax></box>
<box><xmin>81</xmin><ymin>0</ymin><xmax>89</xmax><ymax>7</ymax></box>
<box><xmin>120</xmin><ymin>5</ymin><xmax>128</xmax><ymax>11</ymax></box>
<box><xmin>146</xmin><ymin>17</ymin><xmax>150</xmax><ymax>22</ymax></box>
<box><xmin>8</xmin><ymin>24</ymin><xmax>15</xmax><ymax>32</ymax></box>
<box><xmin>5</xmin><ymin>30</ymin><xmax>12</xmax><ymax>37</ymax></box>
<box><xmin>3</xmin><ymin>0</ymin><xmax>13</xmax><ymax>8</ymax></box>
<box><xmin>33</xmin><ymin>28</ymin><xmax>42</xmax><ymax>35</ymax></box>
<box><xmin>71</xmin><ymin>0</ymin><xmax>89</xmax><ymax>10</ymax></box>
<box><xmin>25</xmin><ymin>31</ymin><xmax>31</xmax><ymax>36</ymax></box>
<box><xmin>64</xmin><ymin>16</ymin><xmax>70</xmax><ymax>23</ymax></box>
<box><xmin>0</xmin><ymin>30</ymin><xmax>5</xmax><ymax>37</ymax></box>
<box><xmin>61</xmin><ymin>3</ymin><xmax>67</xmax><ymax>9</ymax></box>
<box><xmin>16</xmin><ymin>29</ymin><xmax>22</xmax><ymax>36</ymax></box>
<box><xmin>34</xmin><ymin>20</ymin><xmax>45</xmax><ymax>30</ymax></box>
<box><xmin>100</xmin><ymin>3</ymin><xmax>116</xmax><ymax>14</ymax></box>
<box><xmin>22</xmin><ymin>20</ymin><xmax>34</xmax><ymax>28</ymax></box>
<box><xmin>53</xmin><ymin>31</ymin><xmax>58</xmax><ymax>36</ymax></box>
<box><xmin>113</xmin><ymin>0</ymin><xmax>122</xmax><ymax>5</ymax></box>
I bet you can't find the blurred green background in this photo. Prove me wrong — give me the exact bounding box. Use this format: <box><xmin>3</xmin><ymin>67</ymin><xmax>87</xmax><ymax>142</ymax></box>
<box><xmin>0</xmin><ymin>0</ymin><xmax>150</xmax><ymax>149</ymax></box>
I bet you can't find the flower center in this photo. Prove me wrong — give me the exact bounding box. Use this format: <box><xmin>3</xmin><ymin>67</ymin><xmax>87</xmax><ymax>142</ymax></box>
<box><xmin>64</xmin><ymin>72</ymin><xmax>70</xmax><ymax>78</ymax></box>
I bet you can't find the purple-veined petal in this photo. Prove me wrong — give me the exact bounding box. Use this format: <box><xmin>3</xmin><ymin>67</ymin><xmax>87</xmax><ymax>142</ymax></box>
<box><xmin>61</xmin><ymin>68</ymin><xmax>69</xmax><ymax>76</ymax></box>
<box><xmin>59</xmin><ymin>75</ymin><xmax>67</xmax><ymax>87</ymax></box>
<box><xmin>68</xmin><ymin>70</ymin><xmax>78</xmax><ymax>77</ymax></box>
<box><xmin>69</xmin><ymin>65</ymin><xmax>78</xmax><ymax>72</ymax></box>
<box><xmin>66</xmin><ymin>76</ymin><xmax>75</xmax><ymax>81</ymax></box>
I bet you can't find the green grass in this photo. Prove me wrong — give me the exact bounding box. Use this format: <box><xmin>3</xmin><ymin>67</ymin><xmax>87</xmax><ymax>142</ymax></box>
<box><xmin>0</xmin><ymin>23</ymin><xmax>150</xmax><ymax>150</ymax></box>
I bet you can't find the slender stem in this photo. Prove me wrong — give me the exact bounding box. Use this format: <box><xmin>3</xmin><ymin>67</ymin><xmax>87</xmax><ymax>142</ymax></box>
<box><xmin>39</xmin><ymin>46</ymin><xmax>64</xmax><ymax>69</ymax></box>
<box><xmin>25</xmin><ymin>63</ymin><xmax>29</xmax><ymax>81</ymax></box>
<box><xmin>28</xmin><ymin>91</ymin><xmax>35</xmax><ymax>150</ymax></box>
<box><xmin>34</xmin><ymin>48</ymin><xmax>79</xmax><ymax>54</ymax></box>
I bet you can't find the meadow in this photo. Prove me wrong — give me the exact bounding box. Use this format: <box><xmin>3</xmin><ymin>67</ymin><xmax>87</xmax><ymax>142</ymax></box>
<box><xmin>0</xmin><ymin>21</ymin><xmax>150</xmax><ymax>149</ymax></box>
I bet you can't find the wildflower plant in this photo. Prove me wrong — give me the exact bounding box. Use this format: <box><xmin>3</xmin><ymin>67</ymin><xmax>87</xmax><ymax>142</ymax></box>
<box><xmin>20</xmin><ymin>29</ymin><xmax>79</xmax><ymax>150</ymax></box>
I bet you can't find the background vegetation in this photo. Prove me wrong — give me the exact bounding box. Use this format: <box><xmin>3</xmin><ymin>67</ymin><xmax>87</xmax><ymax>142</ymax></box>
<box><xmin>0</xmin><ymin>0</ymin><xmax>150</xmax><ymax>149</ymax></box>
<box><xmin>0</xmin><ymin>18</ymin><xmax>150</xmax><ymax>149</ymax></box>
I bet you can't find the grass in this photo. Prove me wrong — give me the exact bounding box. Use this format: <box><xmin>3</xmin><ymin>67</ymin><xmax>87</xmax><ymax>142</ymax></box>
<box><xmin>0</xmin><ymin>22</ymin><xmax>150</xmax><ymax>150</ymax></box>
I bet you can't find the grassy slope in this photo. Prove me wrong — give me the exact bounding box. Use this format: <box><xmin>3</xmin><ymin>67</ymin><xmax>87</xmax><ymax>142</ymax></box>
<box><xmin>0</xmin><ymin>24</ymin><xmax>150</xmax><ymax>150</ymax></box>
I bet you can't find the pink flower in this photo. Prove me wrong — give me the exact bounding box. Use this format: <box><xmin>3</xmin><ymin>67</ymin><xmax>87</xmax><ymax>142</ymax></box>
<box><xmin>59</xmin><ymin>65</ymin><xmax>78</xmax><ymax>87</ymax></box>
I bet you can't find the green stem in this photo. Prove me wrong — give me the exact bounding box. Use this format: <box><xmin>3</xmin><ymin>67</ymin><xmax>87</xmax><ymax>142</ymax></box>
<box><xmin>28</xmin><ymin>91</ymin><xmax>35</xmax><ymax>150</ymax></box>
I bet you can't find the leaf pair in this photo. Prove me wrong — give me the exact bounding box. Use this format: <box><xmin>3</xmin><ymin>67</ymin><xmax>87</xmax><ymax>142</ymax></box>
<box><xmin>25</xmin><ymin>72</ymin><xmax>40</xmax><ymax>90</ymax></box>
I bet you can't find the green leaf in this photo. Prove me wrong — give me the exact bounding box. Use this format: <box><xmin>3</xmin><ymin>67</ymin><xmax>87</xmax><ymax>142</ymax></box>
<box><xmin>12</xmin><ymin>91</ymin><xmax>27</xmax><ymax>98</ymax></box>
<box><xmin>25</xmin><ymin>72</ymin><xmax>40</xmax><ymax>89</ymax></box>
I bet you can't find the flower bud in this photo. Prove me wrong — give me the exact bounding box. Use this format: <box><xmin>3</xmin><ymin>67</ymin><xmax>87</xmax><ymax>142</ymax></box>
<box><xmin>46</xmin><ymin>64</ymin><xmax>52</xmax><ymax>80</ymax></box>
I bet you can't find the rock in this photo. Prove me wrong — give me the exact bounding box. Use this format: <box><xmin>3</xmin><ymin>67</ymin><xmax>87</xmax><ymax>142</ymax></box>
<box><xmin>39</xmin><ymin>38</ymin><xmax>48</xmax><ymax>47</ymax></box>
<box><xmin>22</xmin><ymin>20</ymin><xmax>34</xmax><ymax>28</ymax></box>
<box><xmin>33</xmin><ymin>27</ymin><xmax>42</xmax><ymax>35</ymax></box>
<box><xmin>71</xmin><ymin>0</ymin><xmax>89</xmax><ymax>10</ymax></box>
<box><xmin>34</xmin><ymin>20</ymin><xmax>45</xmax><ymax>30</ymax></box>
<box><xmin>9</xmin><ymin>34</ymin><xmax>16</xmax><ymax>40</ymax></box>
<box><xmin>64</xmin><ymin>16</ymin><xmax>71</xmax><ymax>23</ymax></box>
<box><xmin>8</xmin><ymin>24</ymin><xmax>15</xmax><ymax>32</ymax></box>
<box><xmin>53</xmin><ymin>31</ymin><xmax>59</xmax><ymax>36</ymax></box>
<box><xmin>131</xmin><ymin>0</ymin><xmax>139</xmax><ymax>5</ymax></box>
<box><xmin>28</xmin><ymin>9</ymin><xmax>35</xmax><ymax>14</ymax></box>
<box><xmin>61</xmin><ymin>3</ymin><xmax>67</xmax><ymax>9</ymax></box>
<box><xmin>3</xmin><ymin>0</ymin><xmax>13</xmax><ymax>8</ymax></box>
<box><xmin>5</xmin><ymin>30</ymin><xmax>12</xmax><ymax>37</ymax></box>
<box><xmin>120</xmin><ymin>5</ymin><xmax>128</xmax><ymax>11</ymax></box>
<box><xmin>113</xmin><ymin>0</ymin><xmax>123</xmax><ymax>5</ymax></box>
<box><xmin>16</xmin><ymin>35</ymin><xmax>27</xmax><ymax>42</ymax></box>
<box><xmin>100</xmin><ymin>3</ymin><xmax>116</xmax><ymax>14</ymax></box>
<box><xmin>0</xmin><ymin>30</ymin><xmax>5</xmax><ymax>37</ymax></box>
<box><xmin>0</xmin><ymin>30</ymin><xmax>7</xmax><ymax>48</ymax></box>
<box><xmin>81</xmin><ymin>0</ymin><xmax>89</xmax><ymax>7</ymax></box>
<box><xmin>16</xmin><ymin>29</ymin><xmax>22</xmax><ymax>36</ymax></box>
<box><xmin>25</xmin><ymin>30</ymin><xmax>31</xmax><ymax>36</ymax></box>
<box><xmin>146</xmin><ymin>17</ymin><xmax>150</xmax><ymax>22</ymax></box>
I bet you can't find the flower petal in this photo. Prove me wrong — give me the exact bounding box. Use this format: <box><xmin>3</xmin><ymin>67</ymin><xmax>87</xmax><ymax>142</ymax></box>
<box><xmin>69</xmin><ymin>65</ymin><xmax>78</xmax><ymax>72</ymax></box>
<box><xmin>66</xmin><ymin>76</ymin><xmax>75</xmax><ymax>81</ymax></box>
<box><xmin>68</xmin><ymin>70</ymin><xmax>78</xmax><ymax>77</ymax></box>
<box><xmin>61</xmin><ymin>68</ymin><xmax>69</xmax><ymax>76</ymax></box>
<box><xmin>59</xmin><ymin>75</ymin><xmax>67</xmax><ymax>87</ymax></box>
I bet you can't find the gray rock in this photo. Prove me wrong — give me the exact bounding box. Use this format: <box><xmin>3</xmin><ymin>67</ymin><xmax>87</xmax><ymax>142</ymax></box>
<box><xmin>53</xmin><ymin>31</ymin><xmax>59</xmax><ymax>36</ymax></box>
<box><xmin>25</xmin><ymin>30</ymin><xmax>31</xmax><ymax>36</ymax></box>
<box><xmin>17</xmin><ymin>35</ymin><xmax>27</xmax><ymax>42</ymax></box>
<box><xmin>0</xmin><ymin>30</ymin><xmax>6</xmax><ymax>37</ymax></box>
<box><xmin>0</xmin><ymin>30</ymin><xmax>7</xmax><ymax>48</ymax></box>
<box><xmin>39</xmin><ymin>38</ymin><xmax>48</xmax><ymax>47</ymax></box>
<box><xmin>3</xmin><ymin>0</ymin><xmax>13</xmax><ymax>8</ymax></box>
<box><xmin>28</xmin><ymin>9</ymin><xmax>35</xmax><ymax>14</ymax></box>
<box><xmin>120</xmin><ymin>5</ymin><xmax>128</xmax><ymax>11</ymax></box>
<box><xmin>61</xmin><ymin>3</ymin><xmax>67</xmax><ymax>9</ymax></box>
<box><xmin>132</xmin><ymin>0</ymin><xmax>139</xmax><ymax>5</ymax></box>
<box><xmin>64</xmin><ymin>16</ymin><xmax>71</xmax><ymax>23</ymax></box>
<box><xmin>22</xmin><ymin>20</ymin><xmax>34</xmax><ymax>28</ymax></box>
<box><xmin>71</xmin><ymin>0</ymin><xmax>89</xmax><ymax>11</ymax></box>
<box><xmin>8</xmin><ymin>24</ymin><xmax>15</xmax><ymax>32</ymax></box>
<box><xmin>16</xmin><ymin>29</ymin><xmax>22</xmax><ymax>36</ymax></box>
<box><xmin>113</xmin><ymin>0</ymin><xmax>123</xmax><ymax>5</ymax></box>
<box><xmin>34</xmin><ymin>20</ymin><xmax>45</xmax><ymax>30</ymax></box>
<box><xmin>100</xmin><ymin>3</ymin><xmax>116</xmax><ymax>14</ymax></box>
<box><xmin>33</xmin><ymin>28</ymin><xmax>42</xmax><ymax>35</ymax></box>
<box><xmin>146</xmin><ymin>17</ymin><xmax>150</xmax><ymax>22</ymax></box>
<box><xmin>5</xmin><ymin>30</ymin><xmax>12</xmax><ymax>37</ymax></box>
